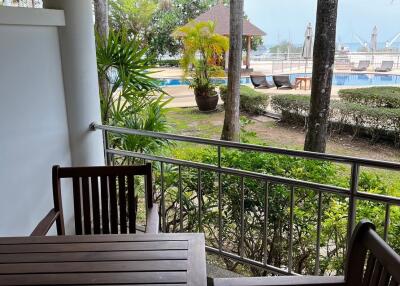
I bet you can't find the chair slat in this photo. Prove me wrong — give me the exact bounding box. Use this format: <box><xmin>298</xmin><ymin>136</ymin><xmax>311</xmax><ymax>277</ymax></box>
<box><xmin>72</xmin><ymin>177</ymin><xmax>82</xmax><ymax>235</ymax></box>
<box><xmin>91</xmin><ymin>176</ymin><xmax>101</xmax><ymax>234</ymax></box>
<box><xmin>118</xmin><ymin>175</ymin><xmax>127</xmax><ymax>234</ymax></box>
<box><xmin>362</xmin><ymin>253</ymin><xmax>376</xmax><ymax>286</ymax></box>
<box><xmin>378</xmin><ymin>269</ymin><xmax>389</xmax><ymax>286</ymax></box>
<box><xmin>81</xmin><ymin>176</ymin><xmax>91</xmax><ymax>234</ymax></box>
<box><xmin>127</xmin><ymin>175</ymin><xmax>136</xmax><ymax>233</ymax></box>
<box><xmin>109</xmin><ymin>175</ymin><xmax>118</xmax><ymax>234</ymax></box>
<box><xmin>100</xmin><ymin>176</ymin><xmax>110</xmax><ymax>234</ymax></box>
<box><xmin>370</xmin><ymin>260</ymin><xmax>383</xmax><ymax>286</ymax></box>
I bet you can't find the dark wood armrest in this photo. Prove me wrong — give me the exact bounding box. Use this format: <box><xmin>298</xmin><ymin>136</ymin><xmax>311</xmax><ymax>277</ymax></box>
<box><xmin>30</xmin><ymin>209</ymin><xmax>59</xmax><ymax>236</ymax></box>
<box><xmin>213</xmin><ymin>276</ymin><xmax>346</xmax><ymax>286</ymax></box>
<box><xmin>145</xmin><ymin>203</ymin><xmax>159</xmax><ymax>234</ymax></box>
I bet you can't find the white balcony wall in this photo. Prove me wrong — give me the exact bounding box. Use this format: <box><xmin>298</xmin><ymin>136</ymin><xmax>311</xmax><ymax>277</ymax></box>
<box><xmin>0</xmin><ymin>3</ymin><xmax>104</xmax><ymax>236</ymax></box>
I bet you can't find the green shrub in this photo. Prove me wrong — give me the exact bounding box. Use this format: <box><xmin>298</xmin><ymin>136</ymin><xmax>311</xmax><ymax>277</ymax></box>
<box><xmin>271</xmin><ymin>94</ymin><xmax>400</xmax><ymax>145</ymax></box>
<box><xmin>339</xmin><ymin>87</ymin><xmax>400</xmax><ymax>108</ymax></box>
<box><xmin>157</xmin><ymin>59</ymin><xmax>180</xmax><ymax>67</ymax></box>
<box><xmin>156</xmin><ymin>145</ymin><xmax>400</xmax><ymax>275</ymax></box>
<box><xmin>220</xmin><ymin>85</ymin><xmax>269</xmax><ymax>115</ymax></box>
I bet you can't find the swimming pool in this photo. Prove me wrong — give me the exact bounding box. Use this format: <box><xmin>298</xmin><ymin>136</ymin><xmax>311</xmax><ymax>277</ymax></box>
<box><xmin>158</xmin><ymin>73</ymin><xmax>400</xmax><ymax>87</ymax></box>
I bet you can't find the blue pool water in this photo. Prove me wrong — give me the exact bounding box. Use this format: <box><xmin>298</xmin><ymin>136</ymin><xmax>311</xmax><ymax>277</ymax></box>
<box><xmin>158</xmin><ymin>73</ymin><xmax>400</xmax><ymax>87</ymax></box>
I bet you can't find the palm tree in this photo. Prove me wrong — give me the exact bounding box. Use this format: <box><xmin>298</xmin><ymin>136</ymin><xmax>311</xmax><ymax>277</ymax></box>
<box><xmin>221</xmin><ymin>0</ymin><xmax>244</xmax><ymax>141</ymax></box>
<box><xmin>174</xmin><ymin>21</ymin><xmax>228</xmax><ymax>111</ymax></box>
<box><xmin>304</xmin><ymin>0</ymin><xmax>339</xmax><ymax>153</ymax></box>
<box><xmin>94</xmin><ymin>0</ymin><xmax>110</xmax><ymax>107</ymax></box>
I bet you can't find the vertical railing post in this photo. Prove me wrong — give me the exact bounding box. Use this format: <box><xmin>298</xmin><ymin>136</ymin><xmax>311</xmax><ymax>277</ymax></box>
<box><xmin>288</xmin><ymin>186</ymin><xmax>294</xmax><ymax>274</ymax></box>
<box><xmin>315</xmin><ymin>191</ymin><xmax>323</xmax><ymax>275</ymax></box>
<box><xmin>384</xmin><ymin>203</ymin><xmax>390</xmax><ymax>241</ymax></box>
<box><xmin>263</xmin><ymin>181</ymin><xmax>269</xmax><ymax>265</ymax></box>
<box><xmin>197</xmin><ymin>168</ymin><xmax>202</xmax><ymax>232</ymax></box>
<box><xmin>218</xmin><ymin>146</ymin><xmax>223</xmax><ymax>252</ymax></box>
<box><xmin>161</xmin><ymin>162</ymin><xmax>166</xmax><ymax>232</ymax></box>
<box><xmin>102</xmin><ymin>130</ymin><xmax>110</xmax><ymax>166</ymax></box>
<box><xmin>179</xmin><ymin>165</ymin><xmax>183</xmax><ymax>232</ymax></box>
<box><xmin>347</xmin><ymin>163</ymin><xmax>360</xmax><ymax>244</ymax></box>
<box><xmin>240</xmin><ymin>176</ymin><xmax>245</xmax><ymax>258</ymax></box>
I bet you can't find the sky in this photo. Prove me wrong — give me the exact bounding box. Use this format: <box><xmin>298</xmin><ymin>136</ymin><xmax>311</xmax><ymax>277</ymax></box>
<box><xmin>243</xmin><ymin>0</ymin><xmax>400</xmax><ymax>46</ymax></box>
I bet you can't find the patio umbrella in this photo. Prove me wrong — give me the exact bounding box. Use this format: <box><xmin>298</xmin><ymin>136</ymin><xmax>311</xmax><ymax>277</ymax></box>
<box><xmin>370</xmin><ymin>26</ymin><xmax>378</xmax><ymax>51</ymax></box>
<box><xmin>301</xmin><ymin>23</ymin><xmax>313</xmax><ymax>75</ymax></box>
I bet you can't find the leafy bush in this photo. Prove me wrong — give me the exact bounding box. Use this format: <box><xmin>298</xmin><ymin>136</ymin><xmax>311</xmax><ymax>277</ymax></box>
<box><xmin>220</xmin><ymin>85</ymin><xmax>269</xmax><ymax>115</ymax></box>
<box><xmin>271</xmin><ymin>94</ymin><xmax>400</xmax><ymax>145</ymax></box>
<box><xmin>96</xmin><ymin>30</ymin><xmax>170</xmax><ymax>154</ymax></box>
<box><xmin>157</xmin><ymin>59</ymin><xmax>180</xmax><ymax>67</ymax></box>
<box><xmin>339</xmin><ymin>87</ymin><xmax>400</xmax><ymax>108</ymax></box>
<box><xmin>142</xmin><ymin>145</ymin><xmax>400</xmax><ymax>276</ymax></box>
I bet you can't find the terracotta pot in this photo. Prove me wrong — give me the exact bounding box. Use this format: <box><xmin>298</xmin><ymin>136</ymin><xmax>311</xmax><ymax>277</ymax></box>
<box><xmin>194</xmin><ymin>88</ymin><xmax>218</xmax><ymax>112</ymax></box>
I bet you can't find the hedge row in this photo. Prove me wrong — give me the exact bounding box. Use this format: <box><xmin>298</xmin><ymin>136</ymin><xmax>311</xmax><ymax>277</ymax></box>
<box><xmin>157</xmin><ymin>59</ymin><xmax>180</xmax><ymax>67</ymax></box>
<box><xmin>220</xmin><ymin>85</ymin><xmax>269</xmax><ymax>115</ymax></box>
<box><xmin>339</xmin><ymin>87</ymin><xmax>400</xmax><ymax>108</ymax></box>
<box><xmin>271</xmin><ymin>94</ymin><xmax>400</xmax><ymax>145</ymax></box>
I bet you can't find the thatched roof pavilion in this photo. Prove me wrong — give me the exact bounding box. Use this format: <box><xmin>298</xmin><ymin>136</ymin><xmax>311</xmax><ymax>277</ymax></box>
<box><xmin>185</xmin><ymin>4</ymin><xmax>266</xmax><ymax>69</ymax></box>
<box><xmin>193</xmin><ymin>4</ymin><xmax>266</xmax><ymax>37</ymax></box>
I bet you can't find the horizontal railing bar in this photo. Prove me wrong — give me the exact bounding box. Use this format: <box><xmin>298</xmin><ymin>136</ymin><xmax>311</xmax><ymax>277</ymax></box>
<box><xmin>106</xmin><ymin>149</ymin><xmax>349</xmax><ymax>195</ymax></box>
<box><xmin>206</xmin><ymin>246</ymin><xmax>301</xmax><ymax>276</ymax></box>
<box><xmin>107</xmin><ymin>148</ymin><xmax>400</xmax><ymax>207</ymax></box>
<box><xmin>91</xmin><ymin>123</ymin><xmax>400</xmax><ymax>170</ymax></box>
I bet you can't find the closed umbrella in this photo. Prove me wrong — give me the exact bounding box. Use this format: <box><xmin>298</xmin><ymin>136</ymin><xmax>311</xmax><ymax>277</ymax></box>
<box><xmin>370</xmin><ymin>26</ymin><xmax>378</xmax><ymax>67</ymax></box>
<box><xmin>370</xmin><ymin>26</ymin><xmax>378</xmax><ymax>51</ymax></box>
<box><xmin>302</xmin><ymin>23</ymin><xmax>313</xmax><ymax>75</ymax></box>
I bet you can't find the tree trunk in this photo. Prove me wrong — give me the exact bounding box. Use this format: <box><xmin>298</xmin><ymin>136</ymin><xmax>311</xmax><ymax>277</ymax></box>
<box><xmin>304</xmin><ymin>0</ymin><xmax>338</xmax><ymax>153</ymax></box>
<box><xmin>93</xmin><ymin>0</ymin><xmax>109</xmax><ymax>123</ymax></box>
<box><xmin>221</xmin><ymin>0</ymin><xmax>244</xmax><ymax>142</ymax></box>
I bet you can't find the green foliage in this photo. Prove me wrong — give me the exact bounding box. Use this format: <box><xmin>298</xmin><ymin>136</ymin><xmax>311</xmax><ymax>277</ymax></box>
<box><xmin>271</xmin><ymin>94</ymin><xmax>400</xmax><ymax>145</ymax></box>
<box><xmin>220</xmin><ymin>85</ymin><xmax>270</xmax><ymax>115</ymax></box>
<box><xmin>139</xmin><ymin>145</ymin><xmax>400</xmax><ymax>275</ymax></box>
<box><xmin>269</xmin><ymin>41</ymin><xmax>302</xmax><ymax>54</ymax></box>
<box><xmin>149</xmin><ymin>0</ymin><xmax>226</xmax><ymax>57</ymax></box>
<box><xmin>111</xmin><ymin>95</ymin><xmax>171</xmax><ymax>156</ymax></box>
<box><xmin>339</xmin><ymin>87</ymin><xmax>400</xmax><ymax>108</ymax></box>
<box><xmin>96</xmin><ymin>29</ymin><xmax>170</xmax><ymax>153</ymax></box>
<box><xmin>157</xmin><ymin>59</ymin><xmax>180</xmax><ymax>67</ymax></box>
<box><xmin>109</xmin><ymin>0</ymin><xmax>158</xmax><ymax>45</ymax></box>
<box><xmin>173</xmin><ymin>21</ymin><xmax>228</xmax><ymax>95</ymax></box>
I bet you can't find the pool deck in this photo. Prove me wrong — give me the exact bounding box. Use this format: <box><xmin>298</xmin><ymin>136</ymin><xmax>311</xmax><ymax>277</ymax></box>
<box><xmin>151</xmin><ymin>67</ymin><xmax>400</xmax><ymax>108</ymax></box>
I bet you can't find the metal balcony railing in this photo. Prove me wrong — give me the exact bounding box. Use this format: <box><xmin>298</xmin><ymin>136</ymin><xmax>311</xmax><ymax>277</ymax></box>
<box><xmin>91</xmin><ymin>123</ymin><xmax>400</xmax><ymax>276</ymax></box>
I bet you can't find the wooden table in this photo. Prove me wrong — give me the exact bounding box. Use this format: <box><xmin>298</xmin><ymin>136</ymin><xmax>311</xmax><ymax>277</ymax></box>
<box><xmin>295</xmin><ymin>76</ymin><xmax>312</xmax><ymax>90</ymax></box>
<box><xmin>0</xmin><ymin>233</ymin><xmax>206</xmax><ymax>286</ymax></box>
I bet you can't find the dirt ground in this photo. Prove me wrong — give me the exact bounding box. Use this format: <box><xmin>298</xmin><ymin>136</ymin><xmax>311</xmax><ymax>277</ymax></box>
<box><xmin>167</xmin><ymin>107</ymin><xmax>400</xmax><ymax>163</ymax></box>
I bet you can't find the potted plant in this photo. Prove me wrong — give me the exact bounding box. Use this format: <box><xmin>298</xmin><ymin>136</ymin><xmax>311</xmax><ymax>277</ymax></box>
<box><xmin>174</xmin><ymin>21</ymin><xmax>229</xmax><ymax>112</ymax></box>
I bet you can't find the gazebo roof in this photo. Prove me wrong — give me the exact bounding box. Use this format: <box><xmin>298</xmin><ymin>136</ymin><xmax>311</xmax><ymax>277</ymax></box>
<box><xmin>189</xmin><ymin>4</ymin><xmax>266</xmax><ymax>37</ymax></box>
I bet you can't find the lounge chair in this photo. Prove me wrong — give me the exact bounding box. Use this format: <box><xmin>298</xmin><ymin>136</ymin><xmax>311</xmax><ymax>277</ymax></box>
<box><xmin>351</xmin><ymin>60</ymin><xmax>370</xmax><ymax>71</ymax></box>
<box><xmin>250</xmin><ymin>74</ymin><xmax>275</xmax><ymax>89</ymax></box>
<box><xmin>213</xmin><ymin>220</ymin><xmax>400</xmax><ymax>286</ymax></box>
<box><xmin>272</xmin><ymin>75</ymin><xmax>297</xmax><ymax>89</ymax></box>
<box><xmin>375</xmin><ymin>61</ymin><xmax>394</xmax><ymax>72</ymax></box>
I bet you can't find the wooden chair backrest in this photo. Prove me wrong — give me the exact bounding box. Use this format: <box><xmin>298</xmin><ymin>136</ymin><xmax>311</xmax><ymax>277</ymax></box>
<box><xmin>52</xmin><ymin>163</ymin><xmax>153</xmax><ymax>235</ymax></box>
<box><xmin>345</xmin><ymin>220</ymin><xmax>400</xmax><ymax>285</ymax></box>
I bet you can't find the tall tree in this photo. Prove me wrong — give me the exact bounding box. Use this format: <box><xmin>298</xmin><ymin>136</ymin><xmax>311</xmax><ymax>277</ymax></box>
<box><xmin>94</xmin><ymin>0</ymin><xmax>109</xmax><ymax>38</ymax></box>
<box><xmin>94</xmin><ymin>0</ymin><xmax>110</xmax><ymax>114</ymax></box>
<box><xmin>304</xmin><ymin>0</ymin><xmax>339</xmax><ymax>153</ymax></box>
<box><xmin>221</xmin><ymin>0</ymin><xmax>244</xmax><ymax>141</ymax></box>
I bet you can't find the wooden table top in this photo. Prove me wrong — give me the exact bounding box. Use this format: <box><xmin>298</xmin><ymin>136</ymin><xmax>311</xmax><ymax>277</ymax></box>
<box><xmin>0</xmin><ymin>233</ymin><xmax>207</xmax><ymax>286</ymax></box>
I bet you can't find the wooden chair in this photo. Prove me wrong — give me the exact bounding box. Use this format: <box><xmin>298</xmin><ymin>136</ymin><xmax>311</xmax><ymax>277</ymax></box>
<box><xmin>31</xmin><ymin>163</ymin><xmax>159</xmax><ymax>236</ymax></box>
<box><xmin>212</xmin><ymin>220</ymin><xmax>400</xmax><ymax>286</ymax></box>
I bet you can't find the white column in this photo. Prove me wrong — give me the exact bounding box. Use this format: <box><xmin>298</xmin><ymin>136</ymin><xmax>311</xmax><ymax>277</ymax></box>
<box><xmin>43</xmin><ymin>0</ymin><xmax>104</xmax><ymax>167</ymax></box>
